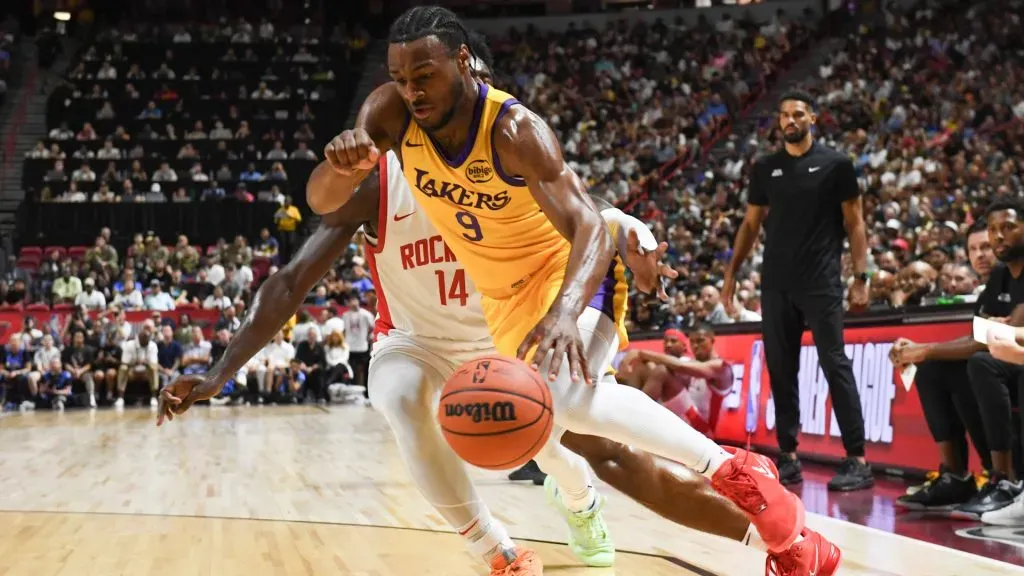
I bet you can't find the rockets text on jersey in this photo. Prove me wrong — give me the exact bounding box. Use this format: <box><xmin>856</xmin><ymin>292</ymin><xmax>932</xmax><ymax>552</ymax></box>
<box><xmin>364</xmin><ymin>151</ymin><xmax>493</xmax><ymax>349</ymax></box>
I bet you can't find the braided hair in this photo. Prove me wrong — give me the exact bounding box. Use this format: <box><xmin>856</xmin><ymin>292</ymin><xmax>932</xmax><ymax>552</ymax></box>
<box><xmin>389</xmin><ymin>6</ymin><xmax>472</xmax><ymax>56</ymax></box>
<box><xmin>466</xmin><ymin>31</ymin><xmax>494</xmax><ymax>71</ymax></box>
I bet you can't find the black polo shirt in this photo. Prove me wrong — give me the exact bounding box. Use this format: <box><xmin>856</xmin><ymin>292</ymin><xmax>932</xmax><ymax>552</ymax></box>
<box><xmin>976</xmin><ymin>263</ymin><xmax>1024</xmax><ymax>318</ymax></box>
<box><xmin>748</xmin><ymin>142</ymin><xmax>860</xmax><ymax>293</ymax></box>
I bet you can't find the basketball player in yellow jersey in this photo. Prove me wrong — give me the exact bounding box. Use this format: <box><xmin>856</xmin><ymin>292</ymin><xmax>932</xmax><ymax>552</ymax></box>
<box><xmin>311</xmin><ymin>7</ymin><xmax>825</xmax><ymax>575</ymax></box>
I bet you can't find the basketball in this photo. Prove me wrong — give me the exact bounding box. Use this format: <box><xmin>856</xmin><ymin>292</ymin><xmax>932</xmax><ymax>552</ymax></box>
<box><xmin>438</xmin><ymin>355</ymin><xmax>554</xmax><ymax>470</ymax></box>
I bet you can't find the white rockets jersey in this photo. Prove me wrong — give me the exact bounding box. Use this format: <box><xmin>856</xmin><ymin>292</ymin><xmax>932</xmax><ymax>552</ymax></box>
<box><xmin>364</xmin><ymin>151</ymin><xmax>494</xmax><ymax>349</ymax></box>
<box><xmin>670</xmin><ymin>358</ymin><xmax>733</xmax><ymax>422</ymax></box>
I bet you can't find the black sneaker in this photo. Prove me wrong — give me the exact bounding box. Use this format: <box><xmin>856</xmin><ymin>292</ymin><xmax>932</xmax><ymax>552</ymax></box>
<box><xmin>896</xmin><ymin>469</ymin><xmax>977</xmax><ymax>511</ymax></box>
<box><xmin>531</xmin><ymin>469</ymin><xmax>549</xmax><ymax>486</ymax></box>
<box><xmin>952</xmin><ymin>476</ymin><xmax>1023</xmax><ymax>520</ymax></box>
<box><xmin>508</xmin><ymin>460</ymin><xmax>542</xmax><ymax>482</ymax></box>
<box><xmin>777</xmin><ymin>456</ymin><xmax>803</xmax><ymax>486</ymax></box>
<box><xmin>828</xmin><ymin>458</ymin><xmax>874</xmax><ymax>491</ymax></box>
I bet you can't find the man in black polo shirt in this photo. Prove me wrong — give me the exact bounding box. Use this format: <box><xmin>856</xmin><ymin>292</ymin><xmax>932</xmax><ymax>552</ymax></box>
<box><xmin>723</xmin><ymin>90</ymin><xmax>872</xmax><ymax>491</ymax></box>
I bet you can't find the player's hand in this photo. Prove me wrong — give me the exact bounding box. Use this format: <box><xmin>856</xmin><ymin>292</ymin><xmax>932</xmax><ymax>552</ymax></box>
<box><xmin>988</xmin><ymin>332</ymin><xmax>1024</xmax><ymax>364</ymax></box>
<box><xmin>721</xmin><ymin>276</ymin><xmax>737</xmax><ymax>317</ymax></box>
<box><xmin>890</xmin><ymin>341</ymin><xmax>927</xmax><ymax>366</ymax></box>
<box><xmin>155</xmin><ymin>374</ymin><xmax>222</xmax><ymax>426</ymax></box>
<box><xmin>324</xmin><ymin>129</ymin><xmax>379</xmax><ymax>175</ymax></box>
<box><xmin>848</xmin><ymin>277</ymin><xmax>869</xmax><ymax>311</ymax></box>
<box><xmin>623</xmin><ymin>230</ymin><xmax>676</xmax><ymax>301</ymax></box>
<box><xmin>518</xmin><ymin>307</ymin><xmax>590</xmax><ymax>385</ymax></box>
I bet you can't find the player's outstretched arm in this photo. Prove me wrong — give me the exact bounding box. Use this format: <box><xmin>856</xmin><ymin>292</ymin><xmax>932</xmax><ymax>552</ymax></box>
<box><xmin>157</xmin><ymin>170</ymin><xmax>381</xmax><ymax>425</ymax></box>
<box><xmin>498</xmin><ymin>107</ymin><xmax>614</xmax><ymax>382</ymax></box>
<box><xmin>636</xmin><ymin>349</ymin><xmax>726</xmax><ymax>380</ymax></box>
<box><xmin>591</xmin><ymin>194</ymin><xmax>676</xmax><ymax>300</ymax></box>
<box><xmin>310</xmin><ymin>83</ymin><xmax>406</xmax><ymax>215</ymax></box>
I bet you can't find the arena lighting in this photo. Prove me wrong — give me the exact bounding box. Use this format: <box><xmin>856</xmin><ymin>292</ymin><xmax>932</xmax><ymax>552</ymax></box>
<box><xmin>53</xmin><ymin>11</ymin><xmax>71</xmax><ymax>22</ymax></box>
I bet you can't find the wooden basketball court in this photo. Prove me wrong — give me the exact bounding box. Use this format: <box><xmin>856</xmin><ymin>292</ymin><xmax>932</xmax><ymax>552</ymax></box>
<box><xmin>0</xmin><ymin>405</ymin><xmax>1020</xmax><ymax>575</ymax></box>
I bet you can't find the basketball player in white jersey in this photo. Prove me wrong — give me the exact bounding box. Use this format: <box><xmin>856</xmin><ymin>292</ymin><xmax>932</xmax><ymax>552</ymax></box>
<box><xmin>160</xmin><ymin>30</ymin><xmax>840</xmax><ymax>576</ymax></box>
<box><xmin>621</xmin><ymin>325</ymin><xmax>733</xmax><ymax>438</ymax></box>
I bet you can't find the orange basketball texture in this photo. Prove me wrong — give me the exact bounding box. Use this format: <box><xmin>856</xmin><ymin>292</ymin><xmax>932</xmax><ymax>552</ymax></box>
<box><xmin>438</xmin><ymin>355</ymin><xmax>554</xmax><ymax>470</ymax></box>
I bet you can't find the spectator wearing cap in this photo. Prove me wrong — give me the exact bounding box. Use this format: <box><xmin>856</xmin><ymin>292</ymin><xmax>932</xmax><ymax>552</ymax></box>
<box><xmin>75</xmin><ymin>277</ymin><xmax>106</xmax><ymax>310</ymax></box>
<box><xmin>145</xmin><ymin>279</ymin><xmax>175</xmax><ymax>311</ymax></box>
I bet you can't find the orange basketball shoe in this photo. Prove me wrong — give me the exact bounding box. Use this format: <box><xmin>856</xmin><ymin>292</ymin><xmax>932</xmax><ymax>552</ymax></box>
<box><xmin>765</xmin><ymin>528</ymin><xmax>842</xmax><ymax>576</ymax></box>
<box><xmin>710</xmin><ymin>447</ymin><xmax>805</xmax><ymax>552</ymax></box>
<box><xmin>490</xmin><ymin>547</ymin><xmax>543</xmax><ymax>576</ymax></box>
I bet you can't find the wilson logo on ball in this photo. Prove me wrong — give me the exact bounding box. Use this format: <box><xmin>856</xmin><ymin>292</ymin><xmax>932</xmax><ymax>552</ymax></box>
<box><xmin>443</xmin><ymin>401</ymin><xmax>518</xmax><ymax>423</ymax></box>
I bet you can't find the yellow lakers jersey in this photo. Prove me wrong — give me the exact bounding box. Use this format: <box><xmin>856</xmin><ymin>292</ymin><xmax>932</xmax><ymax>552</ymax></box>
<box><xmin>399</xmin><ymin>84</ymin><xmax>569</xmax><ymax>299</ymax></box>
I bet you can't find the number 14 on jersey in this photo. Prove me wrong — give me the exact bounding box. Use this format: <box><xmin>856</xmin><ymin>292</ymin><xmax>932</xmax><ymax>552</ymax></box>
<box><xmin>435</xmin><ymin>269</ymin><xmax>469</xmax><ymax>307</ymax></box>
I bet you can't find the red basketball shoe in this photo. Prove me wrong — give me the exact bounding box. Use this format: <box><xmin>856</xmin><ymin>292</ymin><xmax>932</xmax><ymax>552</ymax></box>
<box><xmin>490</xmin><ymin>546</ymin><xmax>543</xmax><ymax>576</ymax></box>
<box><xmin>710</xmin><ymin>447</ymin><xmax>805</xmax><ymax>552</ymax></box>
<box><xmin>766</xmin><ymin>528</ymin><xmax>842</xmax><ymax>576</ymax></box>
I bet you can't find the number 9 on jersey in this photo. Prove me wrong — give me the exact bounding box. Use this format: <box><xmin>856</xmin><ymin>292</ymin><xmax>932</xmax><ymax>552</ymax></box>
<box><xmin>455</xmin><ymin>211</ymin><xmax>483</xmax><ymax>242</ymax></box>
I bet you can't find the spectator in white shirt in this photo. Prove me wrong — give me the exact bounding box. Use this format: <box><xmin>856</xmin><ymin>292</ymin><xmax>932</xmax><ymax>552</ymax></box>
<box><xmin>115</xmin><ymin>326</ymin><xmax>159</xmax><ymax>408</ymax></box>
<box><xmin>113</xmin><ymin>281</ymin><xmax>144</xmax><ymax>310</ymax></box>
<box><xmin>145</xmin><ymin>279</ymin><xmax>176</xmax><ymax>311</ymax></box>
<box><xmin>256</xmin><ymin>331</ymin><xmax>294</xmax><ymax>397</ymax></box>
<box><xmin>28</xmin><ymin>335</ymin><xmax>62</xmax><ymax>395</ymax></box>
<box><xmin>320</xmin><ymin>307</ymin><xmax>345</xmax><ymax>340</ymax></box>
<box><xmin>292</xmin><ymin>311</ymin><xmax>321</xmax><ymax>345</ymax></box>
<box><xmin>205</xmin><ymin>259</ymin><xmax>226</xmax><ymax>286</ymax></box>
<box><xmin>342</xmin><ymin>295</ymin><xmax>375</xmax><ymax>391</ymax></box>
<box><xmin>202</xmin><ymin>285</ymin><xmax>233</xmax><ymax>310</ymax></box>
<box><xmin>75</xmin><ymin>277</ymin><xmax>107</xmax><ymax>310</ymax></box>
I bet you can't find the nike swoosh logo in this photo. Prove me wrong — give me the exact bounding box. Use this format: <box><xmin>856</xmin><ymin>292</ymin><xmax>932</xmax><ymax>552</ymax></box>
<box><xmin>405</xmin><ymin>140</ymin><xmax>423</xmax><ymax>148</ymax></box>
<box><xmin>808</xmin><ymin>166</ymin><xmax>821</xmax><ymax>173</ymax></box>
<box><xmin>394</xmin><ymin>212</ymin><xmax>415</xmax><ymax>222</ymax></box>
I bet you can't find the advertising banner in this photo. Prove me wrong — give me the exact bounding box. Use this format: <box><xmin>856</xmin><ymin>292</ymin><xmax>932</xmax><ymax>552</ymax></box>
<box><xmin>628</xmin><ymin>321</ymin><xmax>974</xmax><ymax>472</ymax></box>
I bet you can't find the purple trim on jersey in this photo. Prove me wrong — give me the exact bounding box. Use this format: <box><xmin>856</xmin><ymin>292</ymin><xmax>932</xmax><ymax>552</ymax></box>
<box><xmin>586</xmin><ymin>262</ymin><xmax>618</xmax><ymax>321</ymax></box>
<box><xmin>424</xmin><ymin>83</ymin><xmax>488</xmax><ymax>168</ymax></box>
<box><xmin>491</xmin><ymin>98</ymin><xmax>528</xmax><ymax>187</ymax></box>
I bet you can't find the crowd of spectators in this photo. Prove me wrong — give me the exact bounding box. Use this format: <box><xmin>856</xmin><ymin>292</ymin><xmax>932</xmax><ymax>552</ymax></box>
<box><xmin>23</xmin><ymin>17</ymin><xmax>367</xmax><ymax>208</ymax></box>
<box><xmin>621</xmin><ymin>0</ymin><xmax>1024</xmax><ymax>332</ymax></box>
<box><xmin>490</xmin><ymin>9</ymin><xmax>811</xmax><ymax>208</ymax></box>
<box><xmin>0</xmin><ymin>224</ymin><xmax>378</xmax><ymax>412</ymax></box>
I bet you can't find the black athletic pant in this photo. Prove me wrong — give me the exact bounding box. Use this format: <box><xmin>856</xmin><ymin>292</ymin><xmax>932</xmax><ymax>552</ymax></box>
<box><xmin>761</xmin><ymin>289</ymin><xmax>866</xmax><ymax>457</ymax></box>
<box><xmin>349</xmin><ymin>351</ymin><xmax>371</xmax><ymax>394</ymax></box>
<box><xmin>915</xmin><ymin>360</ymin><xmax>993</xmax><ymax>472</ymax></box>
<box><xmin>966</xmin><ymin>352</ymin><xmax>1023</xmax><ymax>454</ymax></box>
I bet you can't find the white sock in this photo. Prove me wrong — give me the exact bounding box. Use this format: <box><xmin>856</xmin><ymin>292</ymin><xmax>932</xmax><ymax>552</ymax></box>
<box><xmin>743</xmin><ymin>524</ymin><xmax>769</xmax><ymax>552</ymax></box>
<box><xmin>551</xmin><ymin>378</ymin><xmax>734</xmax><ymax>478</ymax></box>
<box><xmin>457</xmin><ymin>509</ymin><xmax>515</xmax><ymax>564</ymax></box>
<box><xmin>559</xmin><ymin>484</ymin><xmax>597</xmax><ymax>513</ymax></box>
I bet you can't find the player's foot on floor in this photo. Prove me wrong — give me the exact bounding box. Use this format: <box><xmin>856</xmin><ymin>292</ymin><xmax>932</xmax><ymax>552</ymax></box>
<box><xmin>827</xmin><ymin>457</ymin><xmax>874</xmax><ymax>492</ymax></box>
<box><xmin>711</xmin><ymin>447</ymin><xmax>804</xmax><ymax>553</ymax></box>
<box><xmin>951</xmin><ymin>474</ymin><xmax>1022</xmax><ymax>520</ymax></box>
<box><xmin>776</xmin><ymin>456</ymin><xmax>803</xmax><ymax>486</ymax></box>
<box><xmin>765</xmin><ymin>528</ymin><xmax>842</xmax><ymax>576</ymax></box>
<box><xmin>905</xmin><ymin>469</ymin><xmax>941</xmax><ymax>496</ymax></box>
<box><xmin>981</xmin><ymin>490</ymin><xmax>1024</xmax><ymax>525</ymax></box>
<box><xmin>896</xmin><ymin>466</ymin><xmax>977</xmax><ymax>511</ymax></box>
<box><xmin>489</xmin><ymin>546</ymin><xmax>543</xmax><ymax>575</ymax></box>
<box><xmin>508</xmin><ymin>460</ymin><xmax>544</xmax><ymax>483</ymax></box>
<box><xmin>543</xmin><ymin>475</ymin><xmax>615</xmax><ymax>567</ymax></box>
